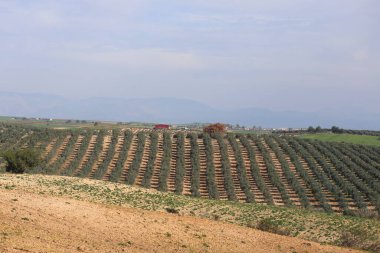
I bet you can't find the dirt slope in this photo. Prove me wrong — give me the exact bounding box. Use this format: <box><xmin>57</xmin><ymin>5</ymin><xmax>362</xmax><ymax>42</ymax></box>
<box><xmin>0</xmin><ymin>189</ymin><xmax>361</xmax><ymax>253</ymax></box>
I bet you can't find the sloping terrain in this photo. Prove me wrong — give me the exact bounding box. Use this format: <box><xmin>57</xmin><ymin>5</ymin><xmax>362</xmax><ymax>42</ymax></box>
<box><xmin>0</xmin><ymin>174</ymin><xmax>366</xmax><ymax>253</ymax></box>
<box><xmin>2</xmin><ymin>125</ymin><xmax>379</xmax><ymax>215</ymax></box>
<box><xmin>1</xmin><ymin>174</ymin><xmax>380</xmax><ymax>252</ymax></box>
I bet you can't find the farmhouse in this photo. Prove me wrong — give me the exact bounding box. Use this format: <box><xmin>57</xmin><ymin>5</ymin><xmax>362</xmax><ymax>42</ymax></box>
<box><xmin>154</xmin><ymin>124</ymin><xmax>170</xmax><ymax>130</ymax></box>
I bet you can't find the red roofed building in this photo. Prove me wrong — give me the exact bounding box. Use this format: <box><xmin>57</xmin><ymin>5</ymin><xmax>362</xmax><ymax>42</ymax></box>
<box><xmin>154</xmin><ymin>124</ymin><xmax>170</xmax><ymax>130</ymax></box>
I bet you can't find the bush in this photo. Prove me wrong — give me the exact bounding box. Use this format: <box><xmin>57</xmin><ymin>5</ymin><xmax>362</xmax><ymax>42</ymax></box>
<box><xmin>0</xmin><ymin>163</ymin><xmax>5</xmax><ymax>173</ymax></box>
<box><xmin>203</xmin><ymin>123</ymin><xmax>226</xmax><ymax>135</ymax></box>
<box><xmin>337</xmin><ymin>227</ymin><xmax>380</xmax><ymax>251</ymax></box>
<box><xmin>352</xmin><ymin>209</ymin><xmax>379</xmax><ymax>219</ymax></box>
<box><xmin>256</xmin><ymin>218</ymin><xmax>291</xmax><ymax>236</ymax></box>
<box><xmin>2</xmin><ymin>148</ymin><xmax>41</xmax><ymax>173</ymax></box>
<box><xmin>165</xmin><ymin>207</ymin><xmax>179</xmax><ymax>214</ymax></box>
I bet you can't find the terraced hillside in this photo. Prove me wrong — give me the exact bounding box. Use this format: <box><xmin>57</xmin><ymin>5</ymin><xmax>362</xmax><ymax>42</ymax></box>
<box><xmin>1</xmin><ymin>124</ymin><xmax>379</xmax><ymax>215</ymax></box>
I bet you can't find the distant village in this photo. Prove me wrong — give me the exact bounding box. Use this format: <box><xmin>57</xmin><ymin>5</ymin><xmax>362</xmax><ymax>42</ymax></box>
<box><xmin>6</xmin><ymin>116</ymin><xmax>307</xmax><ymax>133</ymax></box>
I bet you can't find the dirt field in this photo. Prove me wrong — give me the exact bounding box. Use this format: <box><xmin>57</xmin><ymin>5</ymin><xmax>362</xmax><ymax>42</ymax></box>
<box><xmin>0</xmin><ymin>188</ymin><xmax>361</xmax><ymax>253</ymax></box>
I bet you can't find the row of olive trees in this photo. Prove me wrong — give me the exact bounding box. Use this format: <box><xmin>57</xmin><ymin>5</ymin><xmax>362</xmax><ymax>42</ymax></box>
<box><xmin>126</xmin><ymin>132</ymin><xmax>147</xmax><ymax>185</ymax></box>
<box><xmin>299</xmin><ymin>138</ymin><xmax>378</xmax><ymax>211</ymax></box>
<box><xmin>93</xmin><ymin>130</ymin><xmax>121</xmax><ymax>180</ymax></box>
<box><xmin>141</xmin><ymin>132</ymin><xmax>159</xmax><ymax>188</ymax></box>
<box><xmin>287</xmin><ymin>137</ymin><xmax>357</xmax><ymax>213</ymax></box>
<box><xmin>109</xmin><ymin>130</ymin><xmax>134</xmax><ymax>182</ymax></box>
<box><xmin>62</xmin><ymin>130</ymin><xmax>94</xmax><ymax>176</ymax></box>
<box><xmin>157</xmin><ymin>132</ymin><xmax>172</xmax><ymax>191</ymax></box>
<box><xmin>273</xmin><ymin>136</ymin><xmax>334</xmax><ymax>212</ymax></box>
<box><xmin>78</xmin><ymin>130</ymin><xmax>106</xmax><ymax>177</ymax></box>
<box><xmin>264</xmin><ymin>135</ymin><xmax>310</xmax><ymax>208</ymax></box>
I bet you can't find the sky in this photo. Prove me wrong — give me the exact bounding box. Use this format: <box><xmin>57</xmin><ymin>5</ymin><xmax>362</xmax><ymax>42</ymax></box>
<box><xmin>0</xmin><ymin>0</ymin><xmax>379</xmax><ymax>113</ymax></box>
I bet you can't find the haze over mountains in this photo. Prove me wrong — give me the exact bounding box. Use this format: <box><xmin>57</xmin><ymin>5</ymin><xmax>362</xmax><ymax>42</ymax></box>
<box><xmin>1</xmin><ymin>91</ymin><xmax>379</xmax><ymax>130</ymax></box>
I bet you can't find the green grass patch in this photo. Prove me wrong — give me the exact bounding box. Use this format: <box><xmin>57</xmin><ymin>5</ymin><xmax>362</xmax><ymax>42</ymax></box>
<box><xmin>301</xmin><ymin>133</ymin><xmax>380</xmax><ymax>146</ymax></box>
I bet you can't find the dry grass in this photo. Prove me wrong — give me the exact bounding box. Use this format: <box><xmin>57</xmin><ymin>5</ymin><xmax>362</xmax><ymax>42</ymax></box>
<box><xmin>0</xmin><ymin>173</ymin><xmax>379</xmax><ymax>252</ymax></box>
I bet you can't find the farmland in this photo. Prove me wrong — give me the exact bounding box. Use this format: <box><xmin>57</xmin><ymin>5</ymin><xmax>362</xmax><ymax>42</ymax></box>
<box><xmin>301</xmin><ymin>133</ymin><xmax>380</xmax><ymax>147</ymax></box>
<box><xmin>0</xmin><ymin>116</ymin><xmax>155</xmax><ymax>130</ymax></box>
<box><xmin>1</xmin><ymin>123</ymin><xmax>380</xmax><ymax>216</ymax></box>
<box><xmin>1</xmin><ymin>123</ymin><xmax>380</xmax><ymax>252</ymax></box>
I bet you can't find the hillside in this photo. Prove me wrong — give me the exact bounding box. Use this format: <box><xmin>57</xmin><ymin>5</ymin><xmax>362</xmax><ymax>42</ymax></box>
<box><xmin>1</xmin><ymin>124</ymin><xmax>380</xmax><ymax>216</ymax></box>
<box><xmin>1</xmin><ymin>174</ymin><xmax>378</xmax><ymax>252</ymax></box>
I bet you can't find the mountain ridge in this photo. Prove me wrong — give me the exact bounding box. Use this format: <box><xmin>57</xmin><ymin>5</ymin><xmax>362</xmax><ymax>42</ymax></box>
<box><xmin>0</xmin><ymin>91</ymin><xmax>379</xmax><ymax>129</ymax></box>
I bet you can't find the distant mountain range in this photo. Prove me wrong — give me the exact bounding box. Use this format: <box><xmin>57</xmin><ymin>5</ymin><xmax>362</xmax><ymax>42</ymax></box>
<box><xmin>0</xmin><ymin>91</ymin><xmax>379</xmax><ymax>129</ymax></box>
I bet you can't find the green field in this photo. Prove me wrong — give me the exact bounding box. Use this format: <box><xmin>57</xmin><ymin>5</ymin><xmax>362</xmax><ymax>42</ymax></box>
<box><xmin>0</xmin><ymin>116</ymin><xmax>154</xmax><ymax>130</ymax></box>
<box><xmin>301</xmin><ymin>133</ymin><xmax>380</xmax><ymax>146</ymax></box>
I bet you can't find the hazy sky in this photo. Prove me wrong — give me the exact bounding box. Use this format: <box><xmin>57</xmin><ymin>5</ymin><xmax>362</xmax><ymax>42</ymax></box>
<box><xmin>0</xmin><ymin>0</ymin><xmax>379</xmax><ymax>112</ymax></box>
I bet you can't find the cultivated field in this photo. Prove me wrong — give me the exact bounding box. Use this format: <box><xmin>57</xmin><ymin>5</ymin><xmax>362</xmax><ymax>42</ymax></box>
<box><xmin>1</xmin><ymin>124</ymin><xmax>379</xmax><ymax>216</ymax></box>
<box><xmin>301</xmin><ymin>133</ymin><xmax>380</xmax><ymax>147</ymax></box>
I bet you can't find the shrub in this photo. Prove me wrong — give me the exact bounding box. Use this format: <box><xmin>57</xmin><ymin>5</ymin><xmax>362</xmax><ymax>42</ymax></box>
<box><xmin>2</xmin><ymin>148</ymin><xmax>41</xmax><ymax>173</ymax></box>
<box><xmin>337</xmin><ymin>227</ymin><xmax>380</xmax><ymax>251</ymax></box>
<box><xmin>352</xmin><ymin>209</ymin><xmax>380</xmax><ymax>219</ymax></box>
<box><xmin>256</xmin><ymin>218</ymin><xmax>291</xmax><ymax>236</ymax></box>
<box><xmin>203</xmin><ymin>123</ymin><xmax>226</xmax><ymax>135</ymax></box>
<box><xmin>165</xmin><ymin>207</ymin><xmax>179</xmax><ymax>214</ymax></box>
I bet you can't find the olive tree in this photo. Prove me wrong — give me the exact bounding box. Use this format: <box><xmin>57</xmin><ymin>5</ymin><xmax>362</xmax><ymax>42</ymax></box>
<box><xmin>2</xmin><ymin>148</ymin><xmax>41</xmax><ymax>174</ymax></box>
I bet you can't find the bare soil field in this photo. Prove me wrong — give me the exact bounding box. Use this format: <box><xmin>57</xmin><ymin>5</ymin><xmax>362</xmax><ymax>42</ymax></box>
<box><xmin>1</xmin><ymin>189</ymin><xmax>362</xmax><ymax>253</ymax></box>
<box><xmin>0</xmin><ymin>175</ymin><xmax>366</xmax><ymax>253</ymax></box>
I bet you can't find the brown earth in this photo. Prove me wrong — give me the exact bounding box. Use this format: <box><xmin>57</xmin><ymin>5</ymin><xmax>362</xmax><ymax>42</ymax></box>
<box><xmin>0</xmin><ymin>189</ymin><xmax>361</xmax><ymax>253</ymax></box>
